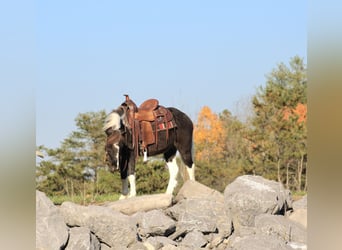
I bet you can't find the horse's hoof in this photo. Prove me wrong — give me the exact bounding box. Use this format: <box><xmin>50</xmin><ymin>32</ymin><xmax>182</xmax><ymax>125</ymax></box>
<box><xmin>119</xmin><ymin>194</ymin><xmax>127</xmax><ymax>200</ymax></box>
<box><xmin>128</xmin><ymin>193</ymin><xmax>136</xmax><ymax>198</ymax></box>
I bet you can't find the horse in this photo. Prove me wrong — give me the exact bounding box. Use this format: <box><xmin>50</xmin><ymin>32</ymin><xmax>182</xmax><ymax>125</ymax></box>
<box><xmin>103</xmin><ymin>95</ymin><xmax>195</xmax><ymax>199</ymax></box>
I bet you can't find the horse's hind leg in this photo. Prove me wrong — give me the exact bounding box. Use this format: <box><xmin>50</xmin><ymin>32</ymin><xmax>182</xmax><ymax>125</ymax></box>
<box><xmin>164</xmin><ymin>147</ymin><xmax>179</xmax><ymax>195</ymax></box>
<box><xmin>177</xmin><ymin>144</ymin><xmax>195</xmax><ymax>181</ymax></box>
<box><xmin>166</xmin><ymin>157</ymin><xmax>179</xmax><ymax>194</ymax></box>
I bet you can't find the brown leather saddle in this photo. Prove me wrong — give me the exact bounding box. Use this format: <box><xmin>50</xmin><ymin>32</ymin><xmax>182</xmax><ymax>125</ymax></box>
<box><xmin>122</xmin><ymin>95</ymin><xmax>176</xmax><ymax>157</ymax></box>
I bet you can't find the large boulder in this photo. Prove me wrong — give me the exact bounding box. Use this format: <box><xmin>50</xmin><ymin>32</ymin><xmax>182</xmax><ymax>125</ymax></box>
<box><xmin>166</xmin><ymin>198</ymin><xmax>232</xmax><ymax>238</ymax></box>
<box><xmin>255</xmin><ymin>214</ymin><xmax>307</xmax><ymax>244</ymax></box>
<box><xmin>174</xmin><ymin>180</ymin><xmax>224</xmax><ymax>203</ymax></box>
<box><xmin>137</xmin><ymin>209</ymin><xmax>176</xmax><ymax>238</ymax></box>
<box><xmin>224</xmin><ymin>175</ymin><xmax>292</xmax><ymax>231</ymax></box>
<box><xmin>65</xmin><ymin>227</ymin><xmax>100</xmax><ymax>250</ymax></box>
<box><xmin>104</xmin><ymin>193</ymin><xmax>172</xmax><ymax>215</ymax></box>
<box><xmin>289</xmin><ymin>195</ymin><xmax>307</xmax><ymax>228</ymax></box>
<box><xmin>292</xmin><ymin>195</ymin><xmax>307</xmax><ymax>210</ymax></box>
<box><xmin>227</xmin><ymin>234</ymin><xmax>293</xmax><ymax>250</ymax></box>
<box><xmin>60</xmin><ymin>201</ymin><xmax>136</xmax><ymax>248</ymax></box>
<box><xmin>179</xmin><ymin>230</ymin><xmax>207</xmax><ymax>248</ymax></box>
<box><xmin>36</xmin><ymin>190</ymin><xmax>69</xmax><ymax>250</ymax></box>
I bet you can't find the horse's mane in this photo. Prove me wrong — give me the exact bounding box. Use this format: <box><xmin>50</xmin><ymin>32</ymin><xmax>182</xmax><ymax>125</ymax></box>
<box><xmin>103</xmin><ymin>111</ymin><xmax>121</xmax><ymax>132</ymax></box>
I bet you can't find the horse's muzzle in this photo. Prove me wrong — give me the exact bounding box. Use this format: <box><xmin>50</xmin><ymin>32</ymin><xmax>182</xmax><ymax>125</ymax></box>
<box><xmin>105</xmin><ymin>151</ymin><xmax>119</xmax><ymax>173</ymax></box>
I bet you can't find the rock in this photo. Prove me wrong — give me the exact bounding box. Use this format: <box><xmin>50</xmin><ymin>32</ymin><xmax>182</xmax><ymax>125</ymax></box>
<box><xmin>180</xmin><ymin>230</ymin><xmax>207</xmax><ymax>248</ymax></box>
<box><xmin>287</xmin><ymin>242</ymin><xmax>307</xmax><ymax>250</ymax></box>
<box><xmin>224</xmin><ymin>175</ymin><xmax>292</xmax><ymax>231</ymax></box>
<box><xmin>60</xmin><ymin>201</ymin><xmax>136</xmax><ymax>248</ymax></box>
<box><xmin>255</xmin><ymin>214</ymin><xmax>307</xmax><ymax>244</ymax></box>
<box><xmin>292</xmin><ymin>195</ymin><xmax>307</xmax><ymax>210</ymax></box>
<box><xmin>100</xmin><ymin>244</ymin><xmax>111</xmax><ymax>250</ymax></box>
<box><xmin>104</xmin><ymin>193</ymin><xmax>172</xmax><ymax>215</ymax></box>
<box><xmin>174</xmin><ymin>180</ymin><xmax>224</xmax><ymax>203</ymax></box>
<box><xmin>289</xmin><ymin>209</ymin><xmax>307</xmax><ymax>228</ymax></box>
<box><xmin>66</xmin><ymin>227</ymin><xmax>100</xmax><ymax>250</ymax></box>
<box><xmin>289</xmin><ymin>195</ymin><xmax>307</xmax><ymax>228</ymax></box>
<box><xmin>127</xmin><ymin>242</ymin><xmax>149</xmax><ymax>250</ymax></box>
<box><xmin>228</xmin><ymin>234</ymin><xmax>293</xmax><ymax>250</ymax></box>
<box><xmin>144</xmin><ymin>236</ymin><xmax>177</xmax><ymax>249</ymax></box>
<box><xmin>36</xmin><ymin>175</ymin><xmax>307</xmax><ymax>249</ymax></box>
<box><xmin>160</xmin><ymin>245</ymin><xmax>180</xmax><ymax>250</ymax></box>
<box><xmin>137</xmin><ymin>209</ymin><xmax>176</xmax><ymax>238</ymax></box>
<box><xmin>36</xmin><ymin>190</ymin><xmax>69</xmax><ymax>250</ymax></box>
<box><xmin>166</xmin><ymin>198</ymin><xmax>232</xmax><ymax>236</ymax></box>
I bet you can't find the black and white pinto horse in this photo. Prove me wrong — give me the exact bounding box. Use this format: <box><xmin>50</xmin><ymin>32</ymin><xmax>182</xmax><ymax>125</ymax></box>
<box><xmin>103</xmin><ymin>102</ymin><xmax>195</xmax><ymax>199</ymax></box>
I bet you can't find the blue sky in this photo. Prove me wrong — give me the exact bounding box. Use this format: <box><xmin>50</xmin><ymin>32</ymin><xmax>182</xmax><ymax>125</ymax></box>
<box><xmin>35</xmin><ymin>1</ymin><xmax>307</xmax><ymax>149</ymax></box>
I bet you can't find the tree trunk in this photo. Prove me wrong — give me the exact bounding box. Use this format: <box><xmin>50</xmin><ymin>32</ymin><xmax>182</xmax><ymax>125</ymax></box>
<box><xmin>297</xmin><ymin>155</ymin><xmax>304</xmax><ymax>192</ymax></box>
<box><xmin>277</xmin><ymin>159</ymin><xmax>281</xmax><ymax>183</ymax></box>
<box><xmin>286</xmin><ymin>162</ymin><xmax>289</xmax><ymax>190</ymax></box>
<box><xmin>304</xmin><ymin>161</ymin><xmax>308</xmax><ymax>192</ymax></box>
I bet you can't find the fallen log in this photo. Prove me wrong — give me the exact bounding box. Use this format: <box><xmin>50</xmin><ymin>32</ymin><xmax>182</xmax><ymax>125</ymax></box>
<box><xmin>104</xmin><ymin>194</ymin><xmax>172</xmax><ymax>215</ymax></box>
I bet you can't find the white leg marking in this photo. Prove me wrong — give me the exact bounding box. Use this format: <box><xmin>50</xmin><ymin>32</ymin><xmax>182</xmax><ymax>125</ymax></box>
<box><xmin>119</xmin><ymin>178</ymin><xmax>129</xmax><ymax>200</ymax></box>
<box><xmin>143</xmin><ymin>150</ymin><xmax>148</xmax><ymax>162</ymax></box>
<box><xmin>166</xmin><ymin>158</ymin><xmax>179</xmax><ymax>194</ymax></box>
<box><xmin>187</xmin><ymin>163</ymin><xmax>195</xmax><ymax>181</ymax></box>
<box><xmin>128</xmin><ymin>174</ymin><xmax>136</xmax><ymax>198</ymax></box>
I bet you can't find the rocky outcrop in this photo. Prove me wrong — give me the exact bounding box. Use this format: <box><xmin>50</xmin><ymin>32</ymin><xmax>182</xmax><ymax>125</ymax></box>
<box><xmin>224</xmin><ymin>175</ymin><xmax>292</xmax><ymax>231</ymax></box>
<box><xmin>36</xmin><ymin>190</ymin><xmax>69</xmax><ymax>250</ymax></box>
<box><xmin>36</xmin><ymin>175</ymin><xmax>307</xmax><ymax>249</ymax></box>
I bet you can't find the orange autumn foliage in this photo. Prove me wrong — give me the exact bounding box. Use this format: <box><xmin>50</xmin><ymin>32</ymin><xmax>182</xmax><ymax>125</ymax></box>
<box><xmin>194</xmin><ymin>106</ymin><xmax>225</xmax><ymax>163</ymax></box>
<box><xmin>283</xmin><ymin>103</ymin><xmax>307</xmax><ymax>124</ymax></box>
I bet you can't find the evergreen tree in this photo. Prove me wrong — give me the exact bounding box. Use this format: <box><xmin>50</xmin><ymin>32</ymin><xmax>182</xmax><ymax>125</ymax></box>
<box><xmin>36</xmin><ymin>110</ymin><xmax>122</xmax><ymax>197</ymax></box>
<box><xmin>250</xmin><ymin>56</ymin><xmax>307</xmax><ymax>190</ymax></box>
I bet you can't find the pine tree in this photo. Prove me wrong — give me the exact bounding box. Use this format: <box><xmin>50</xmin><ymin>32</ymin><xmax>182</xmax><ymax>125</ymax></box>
<box><xmin>250</xmin><ymin>56</ymin><xmax>307</xmax><ymax>190</ymax></box>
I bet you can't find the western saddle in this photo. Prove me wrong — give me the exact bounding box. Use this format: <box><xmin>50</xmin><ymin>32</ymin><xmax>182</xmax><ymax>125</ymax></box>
<box><xmin>121</xmin><ymin>95</ymin><xmax>176</xmax><ymax>159</ymax></box>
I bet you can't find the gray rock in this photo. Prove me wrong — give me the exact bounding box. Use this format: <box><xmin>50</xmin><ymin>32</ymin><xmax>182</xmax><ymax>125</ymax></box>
<box><xmin>128</xmin><ymin>241</ymin><xmax>149</xmax><ymax>250</ymax></box>
<box><xmin>292</xmin><ymin>195</ymin><xmax>307</xmax><ymax>210</ymax></box>
<box><xmin>255</xmin><ymin>214</ymin><xmax>307</xmax><ymax>244</ymax></box>
<box><xmin>36</xmin><ymin>190</ymin><xmax>69</xmax><ymax>250</ymax></box>
<box><xmin>166</xmin><ymin>198</ymin><xmax>232</xmax><ymax>236</ymax></box>
<box><xmin>289</xmin><ymin>209</ymin><xmax>307</xmax><ymax>228</ymax></box>
<box><xmin>100</xmin><ymin>243</ymin><xmax>111</xmax><ymax>250</ymax></box>
<box><xmin>60</xmin><ymin>201</ymin><xmax>136</xmax><ymax>248</ymax></box>
<box><xmin>228</xmin><ymin>234</ymin><xmax>293</xmax><ymax>250</ymax></box>
<box><xmin>145</xmin><ymin>236</ymin><xmax>177</xmax><ymax>249</ymax></box>
<box><xmin>66</xmin><ymin>227</ymin><xmax>100</xmax><ymax>250</ymax></box>
<box><xmin>175</xmin><ymin>180</ymin><xmax>224</xmax><ymax>203</ymax></box>
<box><xmin>180</xmin><ymin>230</ymin><xmax>207</xmax><ymax>248</ymax></box>
<box><xmin>224</xmin><ymin>175</ymin><xmax>292</xmax><ymax>231</ymax></box>
<box><xmin>105</xmin><ymin>194</ymin><xmax>172</xmax><ymax>215</ymax></box>
<box><xmin>138</xmin><ymin>209</ymin><xmax>176</xmax><ymax>238</ymax></box>
<box><xmin>287</xmin><ymin>242</ymin><xmax>307</xmax><ymax>250</ymax></box>
<box><xmin>159</xmin><ymin>245</ymin><xmax>179</xmax><ymax>250</ymax></box>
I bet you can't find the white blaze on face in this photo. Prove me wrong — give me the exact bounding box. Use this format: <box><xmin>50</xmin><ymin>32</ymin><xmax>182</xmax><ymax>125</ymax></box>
<box><xmin>113</xmin><ymin>143</ymin><xmax>120</xmax><ymax>169</ymax></box>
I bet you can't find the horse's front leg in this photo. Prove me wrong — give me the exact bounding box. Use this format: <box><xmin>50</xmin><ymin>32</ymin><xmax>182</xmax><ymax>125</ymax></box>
<box><xmin>119</xmin><ymin>150</ymin><xmax>136</xmax><ymax>199</ymax></box>
<box><xmin>127</xmin><ymin>174</ymin><xmax>136</xmax><ymax>198</ymax></box>
<box><xmin>119</xmin><ymin>177</ymin><xmax>129</xmax><ymax>200</ymax></box>
<box><xmin>119</xmin><ymin>174</ymin><xmax>136</xmax><ymax>199</ymax></box>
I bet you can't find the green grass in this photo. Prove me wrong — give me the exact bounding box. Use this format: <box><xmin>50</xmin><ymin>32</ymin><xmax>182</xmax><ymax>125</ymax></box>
<box><xmin>291</xmin><ymin>190</ymin><xmax>307</xmax><ymax>201</ymax></box>
<box><xmin>49</xmin><ymin>193</ymin><xmax>120</xmax><ymax>206</ymax></box>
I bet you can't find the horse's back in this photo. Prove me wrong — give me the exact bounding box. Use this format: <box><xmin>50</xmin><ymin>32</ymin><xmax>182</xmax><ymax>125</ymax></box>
<box><xmin>167</xmin><ymin>107</ymin><xmax>193</xmax><ymax>131</ymax></box>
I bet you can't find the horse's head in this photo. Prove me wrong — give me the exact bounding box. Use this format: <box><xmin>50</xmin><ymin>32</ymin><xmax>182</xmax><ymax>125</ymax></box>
<box><xmin>103</xmin><ymin>108</ymin><xmax>125</xmax><ymax>171</ymax></box>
